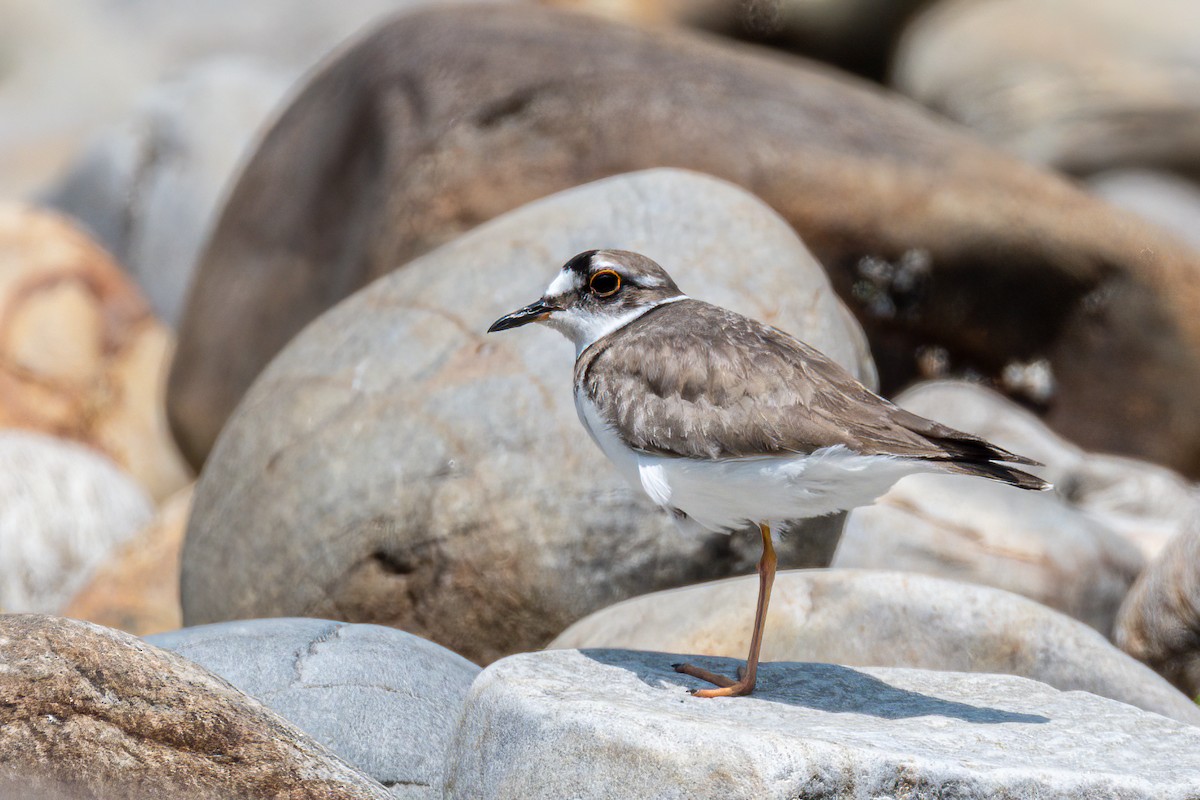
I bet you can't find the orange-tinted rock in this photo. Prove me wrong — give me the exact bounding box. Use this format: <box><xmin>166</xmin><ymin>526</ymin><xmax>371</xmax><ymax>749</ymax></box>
<box><xmin>0</xmin><ymin>614</ymin><xmax>391</xmax><ymax>799</ymax></box>
<box><xmin>0</xmin><ymin>205</ymin><xmax>191</xmax><ymax>500</ymax></box>
<box><xmin>63</xmin><ymin>484</ymin><xmax>193</xmax><ymax>635</ymax></box>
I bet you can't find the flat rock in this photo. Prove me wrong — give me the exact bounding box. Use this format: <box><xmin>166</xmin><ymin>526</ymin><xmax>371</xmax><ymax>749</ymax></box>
<box><xmin>892</xmin><ymin>0</ymin><xmax>1200</xmax><ymax>174</ymax></box>
<box><xmin>549</xmin><ymin>569</ymin><xmax>1200</xmax><ymax>725</ymax></box>
<box><xmin>443</xmin><ymin>648</ymin><xmax>1200</xmax><ymax>799</ymax></box>
<box><xmin>0</xmin><ymin>614</ymin><xmax>391</xmax><ymax>799</ymax></box>
<box><xmin>0</xmin><ymin>205</ymin><xmax>192</xmax><ymax>500</ymax></box>
<box><xmin>46</xmin><ymin>58</ymin><xmax>292</xmax><ymax>326</ymax></box>
<box><xmin>148</xmin><ymin>618</ymin><xmax>481</xmax><ymax>797</ymax></box>
<box><xmin>167</xmin><ymin>4</ymin><xmax>1200</xmax><ymax>477</ymax></box>
<box><xmin>63</xmin><ymin>483</ymin><xmax>193</xmax><ymax>635</ymax></box>
<box><xmin>180</xmin><ymin>168</ymin><xmax>871</xmax><ymax>663</ymax></box>
<box><xmin>0</xmin><ymin>431</ymin><xmax>153</xmax><ymax>613</ymax></box>
<box><xmin>1116</xmin><ymin>512</ymin><xmax>1200</xmax><ymax>698</ymax></box>
<box><xmin>890</xmin><ymin>381</ymin><xmax>1199</xmax><ymax>561</ymax></box>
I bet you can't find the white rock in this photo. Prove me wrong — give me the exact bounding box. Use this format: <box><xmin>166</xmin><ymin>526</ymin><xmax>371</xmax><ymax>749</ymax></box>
<box><xmin>444</xmin><ymin>649</ymin><xmax>1200</xmax><ymax>799</ymax></box>
<box><xmin>0</xmin><ymin>432</ymin><xmax>152</xmax><ymax>612</ymax></box>
<box><xmin>549</xmin><ymin>569</ymin><xmax>1200</xmax><ymax>725</ymax></box>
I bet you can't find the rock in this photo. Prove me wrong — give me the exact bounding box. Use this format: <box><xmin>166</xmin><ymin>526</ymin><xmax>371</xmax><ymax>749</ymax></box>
<box><xmin>543</xmin><ymin>0</ymin><xmax>929</xmax><ymax>79</ymax></box>
<box><xmin>62</xmin><ymin>483</ymin><xmax>193</xmax><ymax>635</ymax></box>
<box><xmin>168</xmin><ymin>5</ymin><xmax>1200</xmax><ymax>480</ymax></box>
<box><xmin>1116</xmin><ymin>513</ymin><xmax>1200</xmax><ymax>698</ymax></box>
<box><xmin>0</xmin><ymin>614</ymin><xmax>391</xmax><ymax>799</ymax></box>
<box><xmin>179</xmin><ymin>168</ymin><xmax>872</xmax><ymax>664</ymax></box>
<box><xmin>0</xmin><ymin>205</ymin><xmax>192</xmax><ymax>500</ymax></box>
<box><xmin>549</xmin><ymin>568</ymin><xmax>1200</xmax><ymax>725</ymax></box>
<box><xmin>837</xmin><ymin>474</ymin><xmax>1144</xmax><ymax>633</ymax></box>
<box><xmin>45</xmin><ymin>58</ymin><xmax>293</xmax><ymax>326</ymax></box>
<box><xmin>892</xmin><ymin>0</ymin><xmax>1200</xmax><ymax>174</ymax></box>
<box><xmin>0</xmin><ymin>431</ymin><xmax>153</xmax><ymax>613</ymax></box>
<box><xmin>1089</xmin><ymin>169</ymin><xmax>1200</xmax><ymax>255</ymax></box>
<box><xmin>444</xmin><ymin>648</ymin><xmax>1200</xmax><ymax>798</ymax></box>
<box><xmin>147</xmin><ymin>618</ymin><xmax>480</xmax><ymax>797</ymax></box>
<box><xmin>890</xmin><ymin>381</ymin><xmax>1199</xmax><ymax>562</ymax></box>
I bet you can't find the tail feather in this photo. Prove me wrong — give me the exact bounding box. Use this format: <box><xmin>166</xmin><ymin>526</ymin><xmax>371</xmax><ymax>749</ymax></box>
<box><xmin>939</xmin><ymin>459</ymin><xmax>1051</xmax><ymax>491</ymax></box>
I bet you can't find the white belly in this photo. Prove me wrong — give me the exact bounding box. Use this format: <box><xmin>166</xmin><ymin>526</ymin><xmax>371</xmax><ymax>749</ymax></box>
<box><xmin>575</xmin><ymin>393</ymin><xmax>930</xmax><ymax>534</ymax></box>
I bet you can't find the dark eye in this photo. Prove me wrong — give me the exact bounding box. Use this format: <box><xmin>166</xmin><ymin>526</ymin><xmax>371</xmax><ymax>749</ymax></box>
<box><xmin>589</xmin><ymin>269</ymin><xmax>621</xmax><ymax>297</ymax></box>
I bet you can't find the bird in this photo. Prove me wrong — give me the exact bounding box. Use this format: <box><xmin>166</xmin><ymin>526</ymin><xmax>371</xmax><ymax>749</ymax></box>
<box><xmin>488</xmin><ymin>249</ymin><xmax>1049</xmax><ymax>698</ymax></box>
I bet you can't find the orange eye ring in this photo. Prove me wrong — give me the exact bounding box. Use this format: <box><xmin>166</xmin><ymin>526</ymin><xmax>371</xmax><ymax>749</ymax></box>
<box><xmin>589</xmin><ymin>269</ymin><xmax>621</xmax><ymax>297</ymax></box>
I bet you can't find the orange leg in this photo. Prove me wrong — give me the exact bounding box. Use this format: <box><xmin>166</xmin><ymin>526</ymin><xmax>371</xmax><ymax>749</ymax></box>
<box><xmin>674</xmin><ymin>522</ymin><xmax>777</xmax><ymax>697</ymax></box>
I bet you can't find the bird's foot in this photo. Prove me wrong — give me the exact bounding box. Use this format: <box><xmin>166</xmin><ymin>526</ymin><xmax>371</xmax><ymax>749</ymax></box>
<box><xmin>672</xmin><ymin>662</ymin><xmax>755</xmax><ymax>697</ymax></box>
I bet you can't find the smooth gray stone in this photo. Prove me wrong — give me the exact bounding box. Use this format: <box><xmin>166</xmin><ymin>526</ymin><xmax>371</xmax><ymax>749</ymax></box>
<box><xmin>179</xmin><ymin>168</ymin><xmax>874</xmax><ymax>663</ymax></box>
<box><xmin>148</xmin><ymin>618</ymin><xmax>478</xmax><ymax>798</ymax></box>
<box><xmin>549</xmin><ymin>569</ymin><xmax>1200</xmax><ymax>725</ymax></box>
<box><xmin>444</xmin><ymin>649</ymin><xmax>1200</xmax><ymax>799</ymax></box>
<box><xmin>1089</xmin><ymin>169</ymin><xmax>1200</xmax><ymax>255</ymax></box>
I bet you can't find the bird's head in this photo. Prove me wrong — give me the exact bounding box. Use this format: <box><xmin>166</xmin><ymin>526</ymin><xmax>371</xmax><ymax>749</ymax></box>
<box><xmin>488</xmin><ymin>249</ymin><xmax>685</xmax><ymax>353</ymax></box>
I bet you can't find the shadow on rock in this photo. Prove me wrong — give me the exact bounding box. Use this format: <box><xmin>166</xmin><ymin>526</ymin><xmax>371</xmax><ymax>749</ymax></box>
<box><xmin>581</xmin><ymin>649</ymin><xmax>1050</xmax><ymax>725</ymax></box>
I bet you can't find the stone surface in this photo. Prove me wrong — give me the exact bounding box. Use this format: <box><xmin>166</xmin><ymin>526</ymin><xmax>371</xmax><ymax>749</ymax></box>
<box><xmin>0</xmin><ymin>0</ymin><xmax>511</xmax><ymax>201</ymax></box>
<box><xmin>180</xmin><ymin>169</ymin><xmax>870</xmax><ymax>664</ymax></box>
<box><xmin>168</xmin><ymin>4</ymin><xmax>1200</xmax><ymax>478</ymax></box>
<box><xmin>892</xmin><ymin>0</ymin><xmax>1200</xmax><ymax>174</ymax></box>
<box><xmin>0</xmin><ymin>614</ymin><xmax>391</xmax><ymax>799</ymax></box>
<box><xmin>550</xmin><ymin>568</ymin><xmax>1200</xmax><ymax>725</ymax></box>
<box><xmin>0</xmin><ymin>205</ymin><xmax>192</xmax><ymax>500</ymax></box>
<box><xmin>1089</xmin><ymin>169</ymin><xmax>1200</xmax><ymax>255</ymax></box>
<box><xmin>148</xmin><ymin>618</ymin><xmax>480</xmax><ymax>797</ymax></box>
<box><xmin>444</xmin><ymin>648</ymin><xmax>1200</xmax><ymax>798</ymax></box>
<box><xmin>543</xmin><ymin>0</ymin><xmax>928</xmax><ymax>79</ymax></box>
<box><xmin>891</xmin><ymin>381</ymin><xmax>1199</xmax><ymax>561</ymax></box>
<box><xmin>63</xmin><ymin>483</ymin><xmax>193</xmax><ymax>635</ymax></box>
<box><xmin>1116</xmin><ymin>513</ymin><xmax>1200</xmax><ymax>699</ymax></box>
<box><xmin>837</xmin><ymin>474</ymin><xmax>1144</xmax><ymax>633</ymax></box>
<box><xmin>46</xmin><ymin>58</ymin><xmax>292</xmax><ymax>326</ymax></box>
<box><xmin>0</xmin><ymin>431</ymin><xmax>153</xmax><ymax>613</ymax></box>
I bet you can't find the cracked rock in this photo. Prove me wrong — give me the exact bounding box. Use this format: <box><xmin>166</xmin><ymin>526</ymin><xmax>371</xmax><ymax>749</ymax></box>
<box><xmin>0</xmin><ymin>614</ymin><xmax>391</xmax><ymax>799</ymax></box>
<box><xmin>148</xmin><ymin>618</ymin><xmax>479</xmax><ymax>798</ymax></box>
<box><xmin>443</xmin><ymin>649</ymin><xmax>1200</xmax><ymax>799</ymax></box>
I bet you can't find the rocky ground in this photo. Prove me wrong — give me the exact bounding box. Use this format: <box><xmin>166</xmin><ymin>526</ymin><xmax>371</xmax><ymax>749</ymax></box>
<box><xmin>3</xmin><ymin>0</ymin><xmax>1200</xmax><ymax>797</ymax></box>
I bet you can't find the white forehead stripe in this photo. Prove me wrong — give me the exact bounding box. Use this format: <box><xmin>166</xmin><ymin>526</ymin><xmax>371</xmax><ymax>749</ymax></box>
<box><xmin>545</xmin><ymin>268</ymin><xmax>583</xmax><ymax>297</ymax></box>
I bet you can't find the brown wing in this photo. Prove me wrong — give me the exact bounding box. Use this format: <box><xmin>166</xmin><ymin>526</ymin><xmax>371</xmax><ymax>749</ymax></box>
<box><xmin>576</xmin><ymin>300</ymin><xmax>1045</xmax><ymax>488</ymax></box>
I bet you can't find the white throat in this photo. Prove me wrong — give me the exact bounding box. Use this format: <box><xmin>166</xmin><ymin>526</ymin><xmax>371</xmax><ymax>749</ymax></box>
<box><xmin>546</xmin><ymin>296</ymin><xmax>687</xmax><ymax>356</ymax></box>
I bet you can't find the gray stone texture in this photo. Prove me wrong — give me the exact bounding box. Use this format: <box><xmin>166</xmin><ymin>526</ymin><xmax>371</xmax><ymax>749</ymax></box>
<box><xmin>148</xmin><ymin>618</ymin><xmax>480</xmax><ymax>798</ymax></box>
<box><xmin>0</xmin><ymin>614</ymin><xmax>390</xmax><ymax>799</ymax></box>
<box><xmin>443</xmin><ymin>648</ymin><xmax>1200</xmax><ymax>799</ymax></box>
<box><xmin>179</xmin><ymin>169</ymin><xmax>870</xmax><ymax>664</ymax></box>
<box><xmin>550</xmin><ymin>568</ymin><xmax>1200</xmax><ymax>725</ymax></box>
<box><xmin>165</xmin><ymin>4</ymin><xmax>1200</xmax><ymax>478</ymax></box>
<box><xmin>1089</xmin><ymin>169</ymin><xmax>1200</xmax><ymax>255</ymax></box>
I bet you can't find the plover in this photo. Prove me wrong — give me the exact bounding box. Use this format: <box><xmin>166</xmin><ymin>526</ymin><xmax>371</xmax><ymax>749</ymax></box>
<box><xmin>489</xmin><ymin>249</ymin><xmax>1048</xmax><ymax>698</ymax></box>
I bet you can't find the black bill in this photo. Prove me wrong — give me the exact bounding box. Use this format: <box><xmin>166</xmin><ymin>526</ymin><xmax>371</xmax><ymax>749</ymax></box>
<box><xmin>488</xmin><ymin>299</ymin><xmax>555</xmax><ymax>332</ymax></box>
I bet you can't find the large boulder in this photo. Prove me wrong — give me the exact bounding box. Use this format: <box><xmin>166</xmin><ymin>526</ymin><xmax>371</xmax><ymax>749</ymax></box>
<box><xmin>148</xmin><ymin>619</ymin><xmax>481</xmax><ymax>797</ymax></box>
<box><xmin>63</xmin><ymin>483</ymin><xmax>194</xmax><ymax>635</ymax></box>
<box><xmin>443</xmin><ymin>649</ymin><xmax>1200</xmax><ymax>798</ymax></box>
<box><xmin>180</xmin><ymin>169</ymin><xmax>872</xmax><ymax>664</ymax></box>
<box><xmin>892</xmin><ymin>0</ymin><xmax>1200</xmax><ymax>174</ymax></box>
<box><xmin>549</xmin><ymin>569</ymin><xmax>1200</xmax><ymax>725</ymax></box>
<box><xmin>0</xmin><ymin>205</ymin><xmax>191</xmax><ymax>500</ymax></box>
<box><xmin>0</xmin><ymin>614</ymin><xmax>391</xmax><ymax>799</ymax></box>
<box><xmin>1116</xmin><ymin>513</ymin><xmax>1200</xmax><ymax>698</ymax></box>
<box><xmin>168</xmin><ymin>3</ymin><xmax>1200</xmax><ymax>478</ymax></box>
<box><xmin>0</xmin><ymin>431</ymin><xmax>153</xmax><ymax>613</ymax></box>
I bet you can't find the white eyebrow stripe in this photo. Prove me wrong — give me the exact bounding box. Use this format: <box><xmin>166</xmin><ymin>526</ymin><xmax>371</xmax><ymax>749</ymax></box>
<box><xmin>545</xmin><ymin>269</ymin><xmax>583</xmax><ymax>297</ymax></box>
